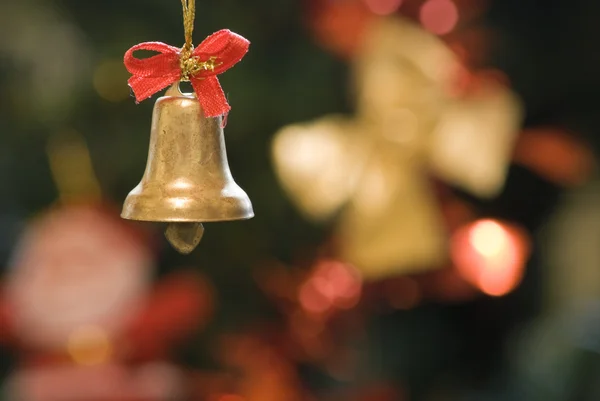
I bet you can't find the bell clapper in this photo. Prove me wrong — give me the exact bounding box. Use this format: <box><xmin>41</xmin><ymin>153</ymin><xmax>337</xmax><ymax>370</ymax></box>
<box><xmin>165</xmin><ymin>222</ymin><xmax>205</xmax><ymax>254</ymax></box>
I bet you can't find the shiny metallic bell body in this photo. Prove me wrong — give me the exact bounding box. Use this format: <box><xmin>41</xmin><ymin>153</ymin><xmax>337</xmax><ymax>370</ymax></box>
<box><xmin>122</xmin><ymin>85</ymin><xmax>254</xmax><ymax>224</ymax></box>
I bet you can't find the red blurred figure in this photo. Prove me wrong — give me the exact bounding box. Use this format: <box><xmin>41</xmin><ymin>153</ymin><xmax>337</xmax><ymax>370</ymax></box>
<box><xmin>0</xmin><ymin>203</ymin><xmax>214</xmax><ymax>400</ymax></box>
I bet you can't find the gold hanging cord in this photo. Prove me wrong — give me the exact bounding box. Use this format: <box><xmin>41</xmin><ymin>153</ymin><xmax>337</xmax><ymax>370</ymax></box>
<box><xmin>179</xmin><ymin>0</ymin><xmax>220</xmax><ymax>81</ymax></box>
<box><xmin>181</xmin><ymin>0</ymin><xmax>196</xmax><ymax>53</ymax></box>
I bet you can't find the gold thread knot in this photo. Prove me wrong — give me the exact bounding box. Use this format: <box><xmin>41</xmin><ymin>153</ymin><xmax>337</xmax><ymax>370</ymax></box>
<box><xmin>180</xmin><ymin>47</ymin><xmax>222</xmax><ymax>81</ymax></box>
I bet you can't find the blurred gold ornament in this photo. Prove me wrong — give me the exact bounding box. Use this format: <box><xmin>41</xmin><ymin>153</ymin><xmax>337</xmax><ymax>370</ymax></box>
<box><xmin>47</xmin><ymin>130</ymin><xmax>102</xmax><ymax>203</ymax></box>
<box><xmin>272</xmin><ymin>17</ymin><xmax>522</xmax><ymax>280</ymax></box>
<box><xmin>428</xmin><ymin>83</ymin><xmax>523</xmax><ymax>198</ymax></box>
<box><xmin>122</xmin><ymin>84</ymin><xmax>254</xmax><ymax>254</ymax></box>
<box><xmin>272</xmin><ymin>116</ymin><xmax>368</xmax><ymax>221</ymax></box>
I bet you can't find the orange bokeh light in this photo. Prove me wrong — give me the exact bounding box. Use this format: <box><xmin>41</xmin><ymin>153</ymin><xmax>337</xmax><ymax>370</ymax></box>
<box><xmin>513</xmin><ymin>128</ymin><xmax>595</xmax><ymax>187</ymax></box>
<box><xmin>451</xmin><ymin>219</ymin><xmax>530</xmax><ymax>297</ymax></box>
<box><xmin>363</xmin><ymin>0</ymin><xmax>403</xmax><ymax>15</ymax></box>
<box><xmin>420</xmin><ymin>0</ymin><xmax>459</xmax><ymax>35</ymax></box>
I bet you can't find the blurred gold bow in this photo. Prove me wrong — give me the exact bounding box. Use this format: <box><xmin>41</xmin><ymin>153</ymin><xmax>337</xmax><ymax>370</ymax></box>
<box><xmin>272</xmin><ymin>17</ymin><xmax>523</xmax><ymax>280</ymax></box>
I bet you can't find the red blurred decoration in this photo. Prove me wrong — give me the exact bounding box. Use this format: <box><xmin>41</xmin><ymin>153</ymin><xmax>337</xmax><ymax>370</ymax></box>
<box><xmin>5</xmin><ymin>202</ymin><xmax>154</xmax><ymax>351</ymax></box>
<box><xmin>305</xmin><ymin>0</ymin><xmax>494</xmax><ymax>60</ymax></box>
<box><xmin>419</xmin><ymin>0</ymin><xmax>459</xmax><ymax>35</ymax></box>
<box><xmin>0</xmin><ymin>203</ymin><xmax>216</xmax><ymax>400</ymax></box>
<box><xmin>306</xmin><ymin>0</ymin><xmax>374</xmax><ymax>58</ymax></box>
<box><xmin>514</xmin><ymin>127</ymin><xmax>595</xmax><ymax>187</ymax></box>
<box><xmin>450</xmin><ymin>219</ymin><xmax>530</xmax><ymax>297</ymax></box>
<box><xmin>256</xmin><ymin>258</ymin><xmax>365</xmax><ymax>375</ymax></box>
<box><xmin>122</xmin><ymin>270</ymin><xmax>215</xmax><ymax>362</ymax></box>
<box><xmin>299</xmin><ymin>259</ymin><xmax>362</xmax><ymax>315</ymax></box>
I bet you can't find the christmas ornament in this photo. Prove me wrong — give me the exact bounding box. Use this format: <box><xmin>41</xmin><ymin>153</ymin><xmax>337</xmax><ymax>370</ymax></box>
<box><xmin>273</xmin><ymin>17</ymin><xmax>522</xmax><ymax>280</ymax></box>
<box><xmin>5</xmin><ymin>204</ymin><xmax>153</xmax><ymax>351</ymax></box>
<box><xmin>122</xmin><ymin>0</ymin><xmax>253</xmax><ymax>254</ymax></box>
<box><xmin>272</xmin><ymin>116</ymin><xmax>369</xmax><ymax>221</ymax></box>
<box><xmin>1</xmin><ymin>205</ymin><xmax>215</xmax><ymax>400</ymax></box>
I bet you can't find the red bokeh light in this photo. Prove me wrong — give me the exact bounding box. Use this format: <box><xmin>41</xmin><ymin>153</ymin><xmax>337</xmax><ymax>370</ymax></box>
<box><xmin>419</xmin><ymin>0</ymin><xmax>459</xmax><ymax>35</ymax></box>
<box><xmin>307</xmin><ymin>0</ymin><xmax>373</xmax><ymax>58</ymax></box>
<box><xmin>450</xmin><ymin>219</ymin><xmax>530</xmax><ymax>297</ymax></box>
<box><xmin>298</xmin><ymin>260</ymin><xmax>362</xmax><ymax>315</ymax></box>
<box><xmin>514</xmin><ymin>128</ymin><xmax>595</xmax><ymax>187</ymax></box>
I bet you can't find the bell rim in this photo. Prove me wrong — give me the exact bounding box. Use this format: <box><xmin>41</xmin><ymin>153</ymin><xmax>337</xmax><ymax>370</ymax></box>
<box><xmin>119</xmin><ymin>213</ymin><xmax>255</xmax><ymax>223</ymax></box>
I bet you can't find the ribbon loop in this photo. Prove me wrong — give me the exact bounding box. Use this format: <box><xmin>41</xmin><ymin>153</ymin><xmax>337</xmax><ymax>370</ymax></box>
<box><xmin>123</xmin><ymin>30</ymin><xmax>250</xmax><ymax>118</ymax></box>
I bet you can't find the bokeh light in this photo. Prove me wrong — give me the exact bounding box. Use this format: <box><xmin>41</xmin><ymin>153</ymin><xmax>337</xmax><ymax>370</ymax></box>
<box><xmin>420</xmin><ymin>0</ymin><xmax>459</xmax><ymax>35</ymax></box>
<box><xmin>470</xmin><ymin>220</ymin><xmax>507</xmax><ymax>258</ymax></box>
<box><xmin>363</xmin><ymin>0</ymin><xmax>403</xmax><ymax>16</ymax></box>
<box><xmin>451</xmin><ymin>219</ymin><xmax>530</xmax><ymax>297</ymax></box>
<box><xmin>308</xmin><ymin>0</ymin><xmax>373</xmax><ymax>58</ymax></box>
<box><xmin>299</xmin><ymin>260</ymin><xmax>362</xmax><ymax>315</ymax></box>
<box><xmin>514</xmin><ymin>128</ymin><xmax>595</xmax><ymax>187</ymax></box>
<box><xmin>93</xmin><ymin>59</ymin><xmax>131</xmax><ymax>102</ymax></box>
<box><xmin>67</xmin><ymin>325</ymin><xmax>112</xmax><ymax>366</ymax></box>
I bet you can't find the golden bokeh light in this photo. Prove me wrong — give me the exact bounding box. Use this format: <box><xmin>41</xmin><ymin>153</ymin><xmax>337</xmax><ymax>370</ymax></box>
<box><xmin>47</xmin><ymin>130</ymin><xmax>102</xmax><ymax>202</ymax></box>
<box><xmin>93</xmin><ymin>59</ymin><xmax>131</xmax><ymax>102</ymax></box>
<box><xmin>67</xmin><ymin>325</ymin><xmax>112</xmax><ymax>366</ymax></box>
<box><xmin>469</xmin><ymin>220</ymin><xmax>507</xmax><ymax>259</ymax></box>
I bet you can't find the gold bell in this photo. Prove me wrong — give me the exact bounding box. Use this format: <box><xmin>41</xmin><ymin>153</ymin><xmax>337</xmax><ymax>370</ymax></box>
<box><xmin>122</xmin><ymin>84</ymin><xmax>254</xmax><ymax>254</ymax></box>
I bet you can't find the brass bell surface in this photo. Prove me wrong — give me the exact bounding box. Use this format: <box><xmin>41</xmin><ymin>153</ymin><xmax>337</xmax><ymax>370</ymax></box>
<box><xmin>122</xmin><ymin>85</ymin><xmax>253</xmax><ymax>252</ymax></box>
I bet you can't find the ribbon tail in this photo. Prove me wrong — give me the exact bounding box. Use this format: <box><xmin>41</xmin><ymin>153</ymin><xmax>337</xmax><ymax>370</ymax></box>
<box><xmin>191</xmin><ymin>76</ymin><xmax>231</xmax><ymax>119</ymax></box>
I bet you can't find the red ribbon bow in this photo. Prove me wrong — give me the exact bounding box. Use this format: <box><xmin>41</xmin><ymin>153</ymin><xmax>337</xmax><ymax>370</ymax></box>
<box><xmin>124</xmin><ymin>29</ymin><xmax>249</xmax><ymax>118</ymax></box>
